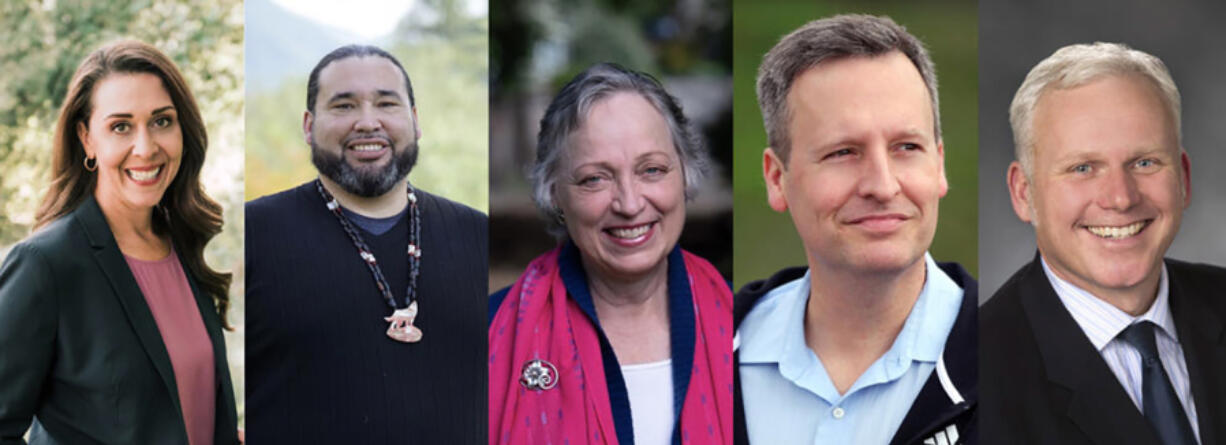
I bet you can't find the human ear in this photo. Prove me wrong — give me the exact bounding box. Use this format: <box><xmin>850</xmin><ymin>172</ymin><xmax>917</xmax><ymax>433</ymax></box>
<box><xmin>763</xmin><ymin>147</ymin><xmax>788</xmax><ymax>212</ymax></box>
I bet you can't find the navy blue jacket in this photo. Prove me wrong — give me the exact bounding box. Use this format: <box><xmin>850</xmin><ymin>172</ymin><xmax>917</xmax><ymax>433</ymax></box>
<box><xmin>732</xmin><ymin>262</ymin><xmax>978</xmax><ymax>445</ymax></box>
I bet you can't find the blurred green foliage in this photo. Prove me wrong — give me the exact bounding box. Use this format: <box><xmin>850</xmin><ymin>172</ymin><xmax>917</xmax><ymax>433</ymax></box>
<box><xmin>0</xmin><ymin>0</ymin><xmax>246</xmax><ymax>426</ymax></box>
<box><xmin>244</xmin><ymin>2</ymin><xmax>489</xmax><ymax>213</ymax></box>
<box><xmin>732</xmin><ymin>0</ymin><xmax>978</xmax><ymax>289</ymax></box>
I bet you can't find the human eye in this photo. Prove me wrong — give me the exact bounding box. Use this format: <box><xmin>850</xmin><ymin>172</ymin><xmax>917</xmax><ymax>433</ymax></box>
<box><xmin>643</xmin><ymin>164</ymin><xmax>669</xmax><ymax>176</ymax></box>
<box><xmin>823</xmin><ymin>148</ymin><xmax>854</xmax><ymax>160</ymax></box>
<box><xmin>153</xmin><ymin>116</ymin><xmax>174</xmax><ymax>128</ymax></box>
<box><xmin>111</xmin><ymin>122</ymin><xmax>131</xmax><ymax>134</ymax></box>
<box><xmin>1134</xmin><ymin>158</ymin><xmax>1160</xmax><ymax>170</ymax></box>
<box><xmin>576</xmin><ymin>175</ymin><xmax>605</xmax><ymax>188</ymax></box>
<box><xmin>1070</xmin><ymin>163</ymin><xmax>1092</xmax><ymax>174</ymax></box>
<box><xmin>897</xmin><ymin>143</ymin><xmax>922</xmax><ymax>152</ymax></box>
<box><xmin>332</xmin><ymin>102</ymin><xmax>355</xmax><ymax>111</ymax></box>
<box><xmin>378</xmin><ymin>100</ymin><xmax>401</xmax><ymax>108</ymax></box>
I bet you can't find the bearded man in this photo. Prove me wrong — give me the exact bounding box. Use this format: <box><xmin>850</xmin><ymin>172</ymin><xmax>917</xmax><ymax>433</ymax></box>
<box><xmin>245</xmin><ymin>45</ymin><xmax>487</xmax><ymax>444</ymax></box>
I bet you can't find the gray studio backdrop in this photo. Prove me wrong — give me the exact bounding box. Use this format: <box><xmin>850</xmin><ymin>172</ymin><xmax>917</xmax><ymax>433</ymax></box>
<box><xmin>978</xmin><ymin>0</ymin><xmax>1226</xmax><ymax>303</ymax></box>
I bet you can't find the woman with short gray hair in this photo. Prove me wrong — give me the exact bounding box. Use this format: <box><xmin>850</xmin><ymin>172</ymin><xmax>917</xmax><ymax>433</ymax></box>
<box><xmin>489</xmin><ymin>63</ymin><xmax>731</xmax><ymax>445</ymax></box>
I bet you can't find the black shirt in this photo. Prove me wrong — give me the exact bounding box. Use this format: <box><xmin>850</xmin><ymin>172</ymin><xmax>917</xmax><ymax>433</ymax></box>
<box><xmin>245</xmin><ymin>181</ymin><xmax>488</xmax><ymax>444</ymax></box>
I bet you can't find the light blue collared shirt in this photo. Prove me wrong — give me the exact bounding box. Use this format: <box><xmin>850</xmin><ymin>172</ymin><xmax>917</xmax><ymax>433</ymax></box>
<box><xmin>1042</xmin><ymin>258</ymin><xmax>1200</xmax><ymax>443</ymax></box>
<box><xmin>738</xmin><ymin>253</ymin><xmax>964</xmax><ymax>445</ymax></box>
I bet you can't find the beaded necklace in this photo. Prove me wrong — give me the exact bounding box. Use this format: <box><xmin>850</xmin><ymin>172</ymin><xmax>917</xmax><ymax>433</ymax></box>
<box><xmin>315</xmin><ymin>178</ymin><xmax>423</xmax><ymax>343</ymax></box>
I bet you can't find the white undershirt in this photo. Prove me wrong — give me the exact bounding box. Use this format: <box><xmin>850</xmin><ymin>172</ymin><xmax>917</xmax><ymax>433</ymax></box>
<box><xmin>622</xmin><ymin>359</ymin><xmax>674</xmax><ymax>445</ymax></box>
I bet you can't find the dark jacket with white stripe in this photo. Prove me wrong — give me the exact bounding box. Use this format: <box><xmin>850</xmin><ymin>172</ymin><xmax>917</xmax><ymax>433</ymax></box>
<box><xmin>732</xmin><ymin>262</ymin><xmax>978</xmax><ymax>445</ymax></box>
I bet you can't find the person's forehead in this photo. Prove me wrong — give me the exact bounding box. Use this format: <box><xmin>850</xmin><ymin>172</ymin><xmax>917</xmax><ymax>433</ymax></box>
<box><xmin>1031</xmin><ymin>74</ymin><xmax>1177</xmax><ymax>160</ymax></box>
<box><xmin>786</xmin><ymin>52</ymin><xmax>934</xmax><ymax>144</ymax></box>
<box><xmin>91</xmin><ymin>72</ymin><xmax>173</xmax><ymax>114</ymax></box>
<box><xmin>318</xmin><ymin>56</ymin><xmax>407</xmax><ymax>96</ymax></box>
<box><xmin>568</xmin><ymin>93</ymin><xmax>675</xmax><ymax>162</ymax></box>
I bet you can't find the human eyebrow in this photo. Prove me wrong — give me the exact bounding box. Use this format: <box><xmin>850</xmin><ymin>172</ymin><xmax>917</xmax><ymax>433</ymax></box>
<box><xmin>635</xmin><ymin>150</ymin><xmax>674</xmax><ymax>163</ymax></box>
<box><xmin>327</xmin><ymin>92</ymin><xmax>356</xmax><ymax>103</ymax></box>
<box><xmin>375</xmin><ymin>89</ymin><xmax>401</xmax><ymax>99</ymax></box>
<box><xmin>151</xmin><ymin>106</ymin><xmax>175</xmax><ymax>115</ymax></box>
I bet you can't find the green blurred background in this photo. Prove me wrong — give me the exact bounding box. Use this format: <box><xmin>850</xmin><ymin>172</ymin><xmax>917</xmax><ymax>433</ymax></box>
<box><xmin>0</xmin><ymin>0</ymin><xmax>246</xmax><ymax>427</ymax></box>
<box><xmin>732</xmin><ymin>0</ymin><xmax>978</xmax><ymax>289</ymax></box>
<box><xmin>244</xmin><ymin>0</ymin><xmax>488</xmax><ymax>211</ymax></box>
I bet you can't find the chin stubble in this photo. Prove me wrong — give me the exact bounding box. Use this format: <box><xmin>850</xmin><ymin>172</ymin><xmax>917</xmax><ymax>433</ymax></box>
<box><xmin>310</xmin><ymin>138</ymin><xmax>418</xmax><ymax>197</ymax></box>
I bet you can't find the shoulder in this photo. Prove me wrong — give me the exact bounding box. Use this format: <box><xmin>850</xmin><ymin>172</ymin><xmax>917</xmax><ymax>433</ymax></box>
<box><xmin>0</xmin><ymin>218</ymin><xmax>81</xmax><ymax>302</ymax></box>
<box><xmin>1165</xmin><ymin>258</ymin><xmax>1226</xmax><ymax>314</ymax></box>
<box><xmin>246</xmin><ymin>181</ymin><xmax>314</xmax><ymax>221</ymax></box>
<box><xmin>979</xmin><ymin>261</ymin><xmax>1042</xmax><ymax>362</ymax></box>
<box><xmin>734</xmin><ymin>266</ymin><xmax>806</xmax><ymax>328</ymax></box>
<box><xmin>489</xmin><ymin>286</ymin><xmax>511</xmax><ymax>325</ymax></box>
<box><xmin>980</xmin><ymin>260</ymin><xmax>1035</xmax><ymax>325</ymax></box>
<box><xmin>1165</xmin><ymin>258</ymin><xmax>1226</xmax><ymax>287</ymax></box>
<box><xmin>416</xmin><ymin>188</ymin><xmax>488</xmax><ymax>226</ymax></box>
<box><xmin>6</xmin><ymin>212</ymin><xmax>88</xmax><ymax>267</ymax></box>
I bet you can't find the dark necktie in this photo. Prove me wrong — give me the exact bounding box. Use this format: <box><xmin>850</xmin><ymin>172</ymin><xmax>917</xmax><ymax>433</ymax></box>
<box><xmin>1117</xmin><ymin>321</ymin><xmax>1198</xmax><ymax>445</ymax></box>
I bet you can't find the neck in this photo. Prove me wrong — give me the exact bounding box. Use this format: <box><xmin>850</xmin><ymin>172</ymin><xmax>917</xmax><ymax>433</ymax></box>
<box><xmin>584</xmin><ymin>256</ymin><xmax>670</xmax><ymax>313</ymax></box>
<box><xmin>804</xmin><ymin>256</ymin><xmax>927</xmax><ymax>394</ymax></box>
<box><xmin>1043</xmin><ymin>254</ymin><xmax>1161</xmax><ymax>316</ymax></box>
<box><xmin>319</xmin><ymin>175</ymin><xmax>408</xmax><ymax>218</ymax></box>
<box><xmin>582</xmin><ymin>253</ymin><xmax>672</xmax><ymax>364</ymax></box>
<box><xmin>94</xmin><ymin>189</ymin><xmax>166</xmax><ymax>260</ymax></box>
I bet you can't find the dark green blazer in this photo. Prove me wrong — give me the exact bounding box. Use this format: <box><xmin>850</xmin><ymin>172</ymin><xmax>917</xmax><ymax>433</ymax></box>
<box><xmin>0</xmin><ymin>196</ymin><xmax>239</xmax><ymax>445</ymax></box>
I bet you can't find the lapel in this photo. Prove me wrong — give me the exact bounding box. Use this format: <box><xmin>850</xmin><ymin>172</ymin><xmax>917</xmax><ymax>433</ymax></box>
<box><xmin>1017</xmin><ymin>254</ymin><xmax>1159</xmax><ymax>445</ymax></box>
<box><xmin>1167</xmin><ymin>260</ymin><xmax>1226</xmax><ymax>445</ymax></box>
<box><xmin>177</xmin><ymin>248</ymin><xmax>238</xmax><ymax>432</ymax></box>
<box><xmin>74</xmin><ymin>196</ymin><xmax>183</xmax><ymax>418</ymax></box>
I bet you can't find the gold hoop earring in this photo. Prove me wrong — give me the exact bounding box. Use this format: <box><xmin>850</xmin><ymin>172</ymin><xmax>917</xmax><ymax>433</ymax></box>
<box><xmin>83</xmin><ymin>156</ymin><xmax>97</xmax><ymax>172</ymax></box>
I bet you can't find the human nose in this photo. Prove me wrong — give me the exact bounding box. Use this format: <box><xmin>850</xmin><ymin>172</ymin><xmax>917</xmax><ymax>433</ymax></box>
<box><xmin>610</xmin><ymin>176</ymin><xmax>646</xmax><ymax>216</ymax></box>
<box><xmin>1097</xmin><ymin>167</ymin><xmax>1141</xmax><ymax>210</ymax></box>
<box><xmin>131</xmin><ymin>125</ymin><xmax>157</xmax><ymax>158</ymax></box>
<box><xmin>856</xmin><ymin>147</ymin><xmax>901</xmax><ymax>201</ymax></box>
<box><xmin>354</xmin><ymin>103</ymin><xmax>383</xmax><ymax>132</ymax></box>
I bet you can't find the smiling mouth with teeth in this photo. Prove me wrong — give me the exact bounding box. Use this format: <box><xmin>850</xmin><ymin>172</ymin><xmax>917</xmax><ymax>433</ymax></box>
<box><xmin>608</xmin><ymin>223</ymin><xmax>651</xmax><ymax>239</ymax></box>
<box><xmin>350</xmin><ymin>143</ymin><xmax>385</xmax><ymax>152</ymax></box>
<box><xmin>1085</xmin><ymin>220</ymin><xmax>1149</xmax><ymax>239</ymax></box>
<box><xmin>126</xmin><ymin>166</ymin><xmax>162</xmax><ymax>181</ymax></box>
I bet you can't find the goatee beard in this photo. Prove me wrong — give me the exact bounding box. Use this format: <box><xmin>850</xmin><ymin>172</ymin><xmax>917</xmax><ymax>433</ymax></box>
<box><xmin>310</xmin><ymin>138</ymin><xmax>418</xmax><ymax>198</ymax></box>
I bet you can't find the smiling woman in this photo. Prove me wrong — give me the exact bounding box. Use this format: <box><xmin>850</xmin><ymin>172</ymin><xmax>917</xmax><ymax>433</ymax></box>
<box><xmin>488</xmin><ymin>63</ymin><xmax>732</xmax><ymax>445</ymax></box>
<box><xmin>0</xmin><ymin>40</ymin><xmax>239</xmax><ymax>445</ymax></box>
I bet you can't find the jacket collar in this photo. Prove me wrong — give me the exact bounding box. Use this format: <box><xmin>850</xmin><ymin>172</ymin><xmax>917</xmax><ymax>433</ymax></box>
<box><xmin>889</xmin><ymin>261</ymin><xmax>978</xmax><ymax>445</ymax></box>
<box><xmin>1166</xmin><ymin>259</ymin><xmax>1225</xmax><ymax>445</ymax></box>
<box><xmin>733</xmin><ymin>260</ymin><xmax>980</xmax><ymax>445</ymax></box>
<box><xmin>71</xmin><ymin>195</ymin><xmax>185</xmax><ymax>420</ymax></box>
<box><xmin>1018</xmin><ymin>252</ymin><xmax>1160</xmax><ymax>444</ymax></box>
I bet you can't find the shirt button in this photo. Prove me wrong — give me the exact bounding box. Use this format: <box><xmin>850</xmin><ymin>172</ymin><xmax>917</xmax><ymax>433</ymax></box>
<box><xmin>832</xmin><ymin>407</ymin><xmax>845</xmax><ymax>419</ymax></box>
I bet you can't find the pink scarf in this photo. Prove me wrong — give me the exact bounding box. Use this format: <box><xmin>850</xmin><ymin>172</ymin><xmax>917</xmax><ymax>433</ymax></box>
<box><xmin>489</xmin><ymin>247</ymin><xmax>732</xmax><ymax>445</ymax></box>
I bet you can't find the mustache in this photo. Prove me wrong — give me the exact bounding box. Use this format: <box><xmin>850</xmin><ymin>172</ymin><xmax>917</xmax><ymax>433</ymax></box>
<box><xmin>342</xmin><ymin>132</ymin><xmax>394</xmax><ymax>146</ymax></box>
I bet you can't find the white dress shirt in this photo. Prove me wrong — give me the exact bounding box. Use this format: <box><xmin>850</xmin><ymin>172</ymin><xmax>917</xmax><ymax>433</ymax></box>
<box><xmin>1042</xmin><ymin>258</ymin><xmax>1200</xmax><ymax>442</ymax></box>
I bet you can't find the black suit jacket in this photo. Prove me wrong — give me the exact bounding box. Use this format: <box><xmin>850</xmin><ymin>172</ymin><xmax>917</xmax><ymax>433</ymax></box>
<box><xmin>0</xmin><ymin>197</ymin><xmax>239</xmax><ymax>445</ymax></box>
<box><xmin>981</xmin><ymin>254</ymin><xmax>1226</xmax><ymax>444</ymax></box>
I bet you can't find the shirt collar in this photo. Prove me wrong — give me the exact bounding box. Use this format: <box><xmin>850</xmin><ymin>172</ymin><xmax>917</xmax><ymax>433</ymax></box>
<box><xmin>1041</xmin><ymin>257</ymin><xmax>1177</xmax><ymax>351</ymax></box>
<box><xmin>739</xmin><ymin>253</ymin><xmax>963</xmax><ymax>370</ymax></box>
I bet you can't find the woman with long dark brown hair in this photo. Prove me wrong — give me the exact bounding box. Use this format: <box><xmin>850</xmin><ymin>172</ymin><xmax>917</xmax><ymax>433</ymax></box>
<box><xmin>0</xmin><ymin>40</ymin><xmax>239</xmax><ymax>444</ymax></box>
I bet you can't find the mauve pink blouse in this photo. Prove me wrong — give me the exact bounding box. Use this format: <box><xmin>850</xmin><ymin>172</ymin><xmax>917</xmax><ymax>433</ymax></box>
<box><xmin>125</xmin><ymin>250</ymin><xmax>215</xmax><ymax>445</ymax></box>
